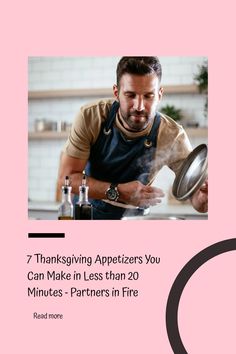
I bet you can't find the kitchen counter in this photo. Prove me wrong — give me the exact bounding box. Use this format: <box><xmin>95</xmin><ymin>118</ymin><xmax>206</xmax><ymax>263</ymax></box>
<box><xmin>122</xmin><ymin>213</ymin><xmax>208</xmax><ymax>220</ymax></box>
<box><xmin>28</xmin><ymin>201</ymin><xmax>207</xmax><ymax>220</ymax></box>
<box><xmin>146</xmin><ymin>204</ymin><xmax>208</xmax><ymax>220</ymax></box>
<box><xmin>28</xmin><ymin>201</ymin><xmax>60</xmax><ymax>220</ymax></box>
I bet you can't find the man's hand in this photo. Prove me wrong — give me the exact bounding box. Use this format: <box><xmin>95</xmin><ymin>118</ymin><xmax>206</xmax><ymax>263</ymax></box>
<box><xmin>118</xmin><ymin>181</ymin><xmax>165</xmax><ymax>207</ymax></box>
<box><xmin>190</xmin><ymin>179</ymin><xmax>208</xmax><ymax>213</ymax></box>
<box><xmin>58</xmin><ymin>154</ymin><xmax>165</xmax><ymax>206</ymax></box>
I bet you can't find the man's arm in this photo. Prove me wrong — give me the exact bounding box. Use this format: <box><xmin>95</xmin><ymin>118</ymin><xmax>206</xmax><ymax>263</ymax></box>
<box><xmin>58</xmin><ymin>153</ymin><xmax>164</xmax><ymax>207</ymax></box>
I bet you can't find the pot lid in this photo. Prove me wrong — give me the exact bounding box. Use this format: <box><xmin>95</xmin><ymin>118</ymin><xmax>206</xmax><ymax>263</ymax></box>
<box><xmin>172</xmin><ymin>144</ymin><xmax>208</xmax><ymax>201</ymax></box>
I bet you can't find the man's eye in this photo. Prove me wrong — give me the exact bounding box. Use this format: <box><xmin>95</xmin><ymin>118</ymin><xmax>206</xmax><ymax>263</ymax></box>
<box><xmin>126</xmin><ymin>93</ymin><xmax>135</xmax><ymax>98</ymax></box>
<box><xmin>145</xmin><ymin>94</ymin><xmax>154</xmax><ymax>99</ymax></box>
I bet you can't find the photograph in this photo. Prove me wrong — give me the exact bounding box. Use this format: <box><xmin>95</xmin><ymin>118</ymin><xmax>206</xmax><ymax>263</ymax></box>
<box><xmin>28</xmin><ymin>56</ymin><xmax>208</xmax><ymax>220</ymax></box>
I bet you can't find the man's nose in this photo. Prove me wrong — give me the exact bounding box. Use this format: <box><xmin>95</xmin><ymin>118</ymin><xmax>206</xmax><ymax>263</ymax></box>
<box><xmin>133</xmin><ymin>96</ymin><xmax>145</xmax><ymax>111</ymax></box>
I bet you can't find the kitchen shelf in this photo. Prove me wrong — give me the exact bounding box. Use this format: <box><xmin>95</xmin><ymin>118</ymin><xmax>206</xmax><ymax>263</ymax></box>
<box><xmin>28</xmin><ymin>131</ymin><xmax>69</xmax><ymax>140</ymax></box>
<box><xmin>185</xmin><ymin>127</ymin><xmax>207</xmax><ymax>138</ymax></box>
<box><xmin>28</xmin><ymin>88</ymin><xmax>112</xmax><ymax>99</ymax></box>
<box><xmin>28</xmin><ymin>84</ymin><xmax>199</xmax><ymax>99</ymax></box>
<box><xmin>163</xmin><ymin>84</ymin><xmax>199</xmax><ymax>94</ymax></box>
<box><xmin>28</xmin><ymin>127</ymin><xmax>207</xmax><ymax>140</ymax></box>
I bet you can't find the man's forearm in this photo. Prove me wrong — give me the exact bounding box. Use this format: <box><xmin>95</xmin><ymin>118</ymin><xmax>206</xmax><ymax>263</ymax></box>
<box><xmin>58</xmin><ymin>154</ymin><xmax>164</xmax><ymax>206</ymax></box>
<box><xmin>59</xmin><ymin>173</ymin><xmax>164</xmax><ymax>207</ymax></box>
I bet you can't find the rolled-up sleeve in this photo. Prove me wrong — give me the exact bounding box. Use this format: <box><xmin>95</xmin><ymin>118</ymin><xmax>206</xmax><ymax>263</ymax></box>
<box><xmin>168</xmin><ymin>128</ymin><xmax>192</xmax><ymax>175</ymax></box>
<box><xmin>63</xmin><ymin>100</ymin><xmax>110</xmax><ymax>160</ymax></box>
<box><xmin>63</xmin><ymin>109</ymin><xmax>91</xmax><ymax>160</ymax></box>
<box><xmin>149</xmin><ymin>115</ymin><xmax>192</xmax><ymax>183</ymax></box>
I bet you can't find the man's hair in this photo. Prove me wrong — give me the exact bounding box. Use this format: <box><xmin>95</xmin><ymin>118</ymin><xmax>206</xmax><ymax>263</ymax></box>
<box><xmin>116</xmin><ymin>56</ymin><xmax>162</xmax><ymax>87</ymax></box>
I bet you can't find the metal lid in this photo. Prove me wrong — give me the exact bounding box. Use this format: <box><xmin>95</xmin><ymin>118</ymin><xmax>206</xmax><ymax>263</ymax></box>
<box><xmin>172</xmin><ymin>144</ymin><xmax>208</xmax><ymax>201</ymax></box>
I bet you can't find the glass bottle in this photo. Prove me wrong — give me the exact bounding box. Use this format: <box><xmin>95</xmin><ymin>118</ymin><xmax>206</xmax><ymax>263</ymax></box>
<box><xmin>58</xmin><ymin>176</ymin><xmax>73</xmax><ymax>220</ymax></box>
<box><xmin>74</xmin><ymin>171</ymin><xmax>93</xmax><ymax>220</ymax></box>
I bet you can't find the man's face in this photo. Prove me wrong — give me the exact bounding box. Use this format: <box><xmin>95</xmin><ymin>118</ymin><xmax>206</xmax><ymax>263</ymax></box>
<box><xmin>113</xmin><ymin>73</ymin><xmax>163</xmax><ymax>131</ymax></box>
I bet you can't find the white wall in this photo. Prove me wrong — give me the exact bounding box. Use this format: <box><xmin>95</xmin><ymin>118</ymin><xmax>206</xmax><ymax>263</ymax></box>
<box><xmin>28</xmin><ymin>56</ymin><xmax>207</xmax><ymax>202</ymax></box>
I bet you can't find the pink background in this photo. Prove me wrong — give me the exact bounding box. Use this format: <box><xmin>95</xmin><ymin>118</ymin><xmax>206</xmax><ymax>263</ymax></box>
<box><xmin>1</xmin><ymin>0</ymin><xmax>236</xmax><ymax>353</ymax></box>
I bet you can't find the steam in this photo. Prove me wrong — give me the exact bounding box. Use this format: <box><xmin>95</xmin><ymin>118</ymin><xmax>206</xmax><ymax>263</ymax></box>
<box><xmin>121</xmin><ymin>129</ymin><xmax>192</xmax><ymax>218</ymax></box>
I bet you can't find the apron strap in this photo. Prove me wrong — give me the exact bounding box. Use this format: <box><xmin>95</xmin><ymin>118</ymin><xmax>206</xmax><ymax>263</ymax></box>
<box><xmin>143</xmin><ymin>113</ymin><xmax>161</xmax><ymax>148</ymax></box>
<box><xmin>103</xmin><ymin>101</ymin><xmax>120</xmax><ymax>134</ymax></box>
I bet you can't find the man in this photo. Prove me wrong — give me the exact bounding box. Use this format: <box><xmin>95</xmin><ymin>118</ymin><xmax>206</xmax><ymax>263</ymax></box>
<box><xmin>59</xmin><ymin>57</ymin><xmax>208</xmax><ymax>219</ymax></box>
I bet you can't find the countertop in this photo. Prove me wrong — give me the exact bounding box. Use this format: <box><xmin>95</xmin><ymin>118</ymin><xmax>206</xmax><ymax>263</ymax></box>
<box><xmin>29</xmin><ymin>201</ymin><xmax>60</xmax><ymax>211</ymax></box>
<box><xmin>28</xmin><ymin>201</ymin><xmax>207</xmax><ymax>220</ymax></box>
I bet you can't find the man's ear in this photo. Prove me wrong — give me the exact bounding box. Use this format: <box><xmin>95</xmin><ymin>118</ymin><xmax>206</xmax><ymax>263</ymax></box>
<box><xmin>159</xmin><ymin>87</ymin><xmax>164</xmax><ymax>100</ymax></box>
<box><xmin>113</xmin><ymin>84</ymin><xmax>119</xmax><ymax>101</ymax></box>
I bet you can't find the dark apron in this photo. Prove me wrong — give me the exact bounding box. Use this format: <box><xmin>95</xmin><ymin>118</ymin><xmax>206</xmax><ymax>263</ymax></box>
<box><xmin>85</xmin><ymin>101</ymin><xmax>161</xmax><ymax>219</ymax></box>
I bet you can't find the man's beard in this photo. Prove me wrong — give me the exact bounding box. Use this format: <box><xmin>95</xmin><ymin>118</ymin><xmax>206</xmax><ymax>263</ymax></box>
<box><xmin>120</xmin><ymin>109</ymin><xmax>151</xmax><ymax>132</ymax></box>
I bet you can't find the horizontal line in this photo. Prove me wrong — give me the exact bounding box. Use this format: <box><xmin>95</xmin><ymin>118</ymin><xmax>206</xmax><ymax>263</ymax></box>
<box><xmin>28</xmin><ymin>233</ymin><xmax>65</xmax><ymax>238</ymax></box>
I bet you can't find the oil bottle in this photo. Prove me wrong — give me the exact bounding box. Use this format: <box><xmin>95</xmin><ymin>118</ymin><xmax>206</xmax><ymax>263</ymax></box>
<box><xmin>58</xmin><ymin>176</ymin><xmax>73</xmax><ymax>220</ymax></box>
<box><xmin>74</xmin><ymin>171</ymin><xmax>93</xmax><ymax>220</ymax></box>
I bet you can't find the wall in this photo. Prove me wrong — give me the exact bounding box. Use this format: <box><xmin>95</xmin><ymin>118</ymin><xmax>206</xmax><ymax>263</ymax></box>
<box><xmin>28</xmin><ymin>56</ymin><xmax>207</xmax><ymax>203</ymax></box>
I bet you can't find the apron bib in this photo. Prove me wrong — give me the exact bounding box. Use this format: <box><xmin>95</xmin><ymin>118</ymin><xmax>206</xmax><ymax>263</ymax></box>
<box><xmin>85</xmin><ymin>101</ymin><xmax>161</xmax><ymax>219</ymax></box>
